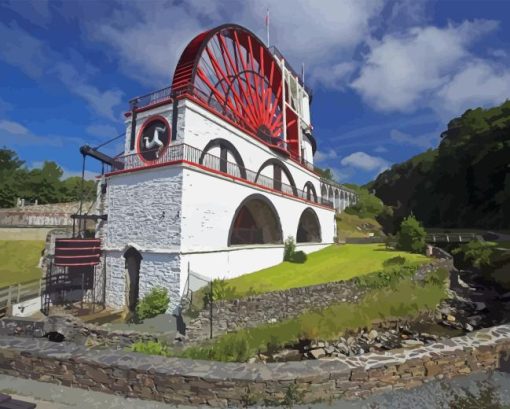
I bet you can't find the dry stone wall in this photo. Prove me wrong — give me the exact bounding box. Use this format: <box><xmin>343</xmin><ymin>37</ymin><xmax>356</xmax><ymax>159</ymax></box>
<box><xmin>0</xmin><ymin>325</ymin><xmax>509</xmax><ymax>407</ymax></box>
<box><xmin>0</xmin><ymin>202</ymin><xmax>93</xmax><ymax>227</ymax></box>
<box><xmin>185</xmin><ymin>258</ymin><xmax>454</xmax><ymax>341</ymax></box>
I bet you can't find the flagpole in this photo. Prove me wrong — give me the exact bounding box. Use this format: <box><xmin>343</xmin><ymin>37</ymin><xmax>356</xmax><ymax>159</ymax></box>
<box><xmin>266</xmin><ymin>8</ymin><xmax>270</xmax><ymax>47</ymax></box>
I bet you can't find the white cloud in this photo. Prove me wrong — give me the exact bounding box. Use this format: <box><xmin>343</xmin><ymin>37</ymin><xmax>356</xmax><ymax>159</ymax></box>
<box><xmin>0</xmin><ymin>119</ymin><xmax>82</xmax><ymax>147</ymax></box>
<box><xmin>351</xmin><ymin>19</ymin><xmax>501</xmax><ymax>113</ymax></box>
<box><xmin>0</xmin><ymin>120</ymin><xmax>29</xmax><ymax>135</ymax></box>
<box><xmin>390</xmin><ymin>129</ymin><xmax>438</xmax><ymax>148</ymax></box>
<box><xmin>314</xmin><ymin>148</ymin><xmax>338</xmax><ymax>163</ymax></box>
<box><xmin>84</xmin><ymin>0</ymin><xmax>384</xmax><ymax>89</ymax></box>
<box><xmin>435</xmin><ymin>61</ymin><xmax>510</xmax><ymax>116</ymax></box>
<box><xmin>0</xmin><ymin>21</ymin><xmax>123</xmax><ymax>120</ymax></box>
<box><xmin>374</xmin><ymin>146</ymin><xmax>388</xmax><ymax>153</ymax></box>
<box><xmin>340</xmin><ymin>151</ymin><xmax>390</xmax><ymax>173</ymax></box>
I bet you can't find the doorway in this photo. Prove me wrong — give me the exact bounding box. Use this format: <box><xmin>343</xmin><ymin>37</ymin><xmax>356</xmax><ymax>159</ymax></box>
<box><xmin>124</xmin><ymin>247</ymin><xmax>142</xmax><ymax>312</ymax></box>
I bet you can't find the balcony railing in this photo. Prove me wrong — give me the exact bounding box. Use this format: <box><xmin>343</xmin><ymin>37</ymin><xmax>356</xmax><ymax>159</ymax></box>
<box><xmin>108</xmin><ymin>143</ymin><xmax>333</xmax><ymax>208</ymax></box>
<box><xmin>127</xmin><ymin>84</ymin><xmax>316</xmax><ymax>174</ymax></box>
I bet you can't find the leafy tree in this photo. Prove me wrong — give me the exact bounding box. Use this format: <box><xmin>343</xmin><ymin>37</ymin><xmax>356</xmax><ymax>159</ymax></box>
<box><xmin>314</xmin><ymin>166</ymin><xmax>335</xmax><ymax>181</ymax></box>
<box><xmin>396</xmin><ymin>214</ymin><xmax>427</xmax><ymax>253</ymax></box>
<box><xmin>368</xmin><ymin>100</ymin><xmax>510</xmax><ymax>230</ymax></box>
<box><xmin>343</xmin><ymin>184</ymin><xmax>384</xmax><ymax>219</ymax></box>
<box><xmin>452</xmin><ymin>240</ymin><xmax>497</xmax><ymax>269</ymax></box>
<box><xmin>0</xmin><ymin>148</ymin><xmax>25</xmax><ymax>207</ymax></box>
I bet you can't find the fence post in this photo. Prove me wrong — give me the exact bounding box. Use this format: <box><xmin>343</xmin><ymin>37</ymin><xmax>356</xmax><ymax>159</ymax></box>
<box><xmin>209</xmin><ymin>280</ymin><xmax>213</xmax><ymax>340</ymax></box>
<box><xmin>7</xmin><ymin>285</ymin><xmax>12</xmax><ymax>308</ymax></box>
<box><xmin>39</xmin><ymin>278</ymin><xmax>43</xmax><ymax>298</ymax></box>
<box><xmin>17</xmin><ymin>283</ymin><xmax>21</xmax><ymax>304</ymax></box>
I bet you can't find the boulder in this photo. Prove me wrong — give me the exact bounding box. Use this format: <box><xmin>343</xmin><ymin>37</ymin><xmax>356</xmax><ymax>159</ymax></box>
<box><xmin>308</xmin><ymin>348</ymin><xmax>326</xmax><ymax>359</ymax></box>
<box><xmin>271</xmin><ymin>349</ymin><xmax>302</xmax><ymax>362</ymax></box>
<box><xmin>368</xmin><ymin>329</ymin><xmax>378</xmax><ymax>340</ymax></box>
<box><xmin>401</xmin><ymin>339</ymin><xmax>425</xmax><ymax>348</ymax></box>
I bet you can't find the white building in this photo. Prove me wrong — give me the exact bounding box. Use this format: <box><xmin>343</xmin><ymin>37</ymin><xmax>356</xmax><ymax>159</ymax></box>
<box><xmin>95</xmin><ymin>24</ymin><xmax>357</xmax><ymax>312</ymax></box>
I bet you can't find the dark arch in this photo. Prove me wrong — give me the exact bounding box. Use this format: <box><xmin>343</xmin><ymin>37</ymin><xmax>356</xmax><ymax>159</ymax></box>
<box><xmin>303</xmin><ymin>181</ymin><xmax>318</xmax><ymax>203</ymax></box>
<box><xmin>297</xmin><ymin>208</ymin><xmax>322</xmax><ymax>243</ymax></box>
<box><xmin>228</xmin><ymin>194</ymin><xmax>283</xmax><ymax>246</ymax></box>
<box><xmin>255</xmin><ymin>158</ymin><xmax>298</xmax><ymax>196</ymax></box>
<box><xmin>123</xmin><ymin>247</ymin><xmax>142</xmax><ymax>312</ymax></box>
<box><xmin>199</xmin><ymin>138</ymin><xmax>247</xmax><ymax>179</ymax></box>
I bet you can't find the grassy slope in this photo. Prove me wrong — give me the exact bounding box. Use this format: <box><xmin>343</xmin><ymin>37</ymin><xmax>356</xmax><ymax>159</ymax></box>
<box><xmin>336</xmin><ymin>213</ymin><xmax>383</xmax><ymax>239</ymax></box>
<box><xmin>0</xmin><ymin>240</ymin><xmax>44</xmax><ymax>287</ymax></box>
<box><xmin>221</xmin><ymin>244</ymin><xmax>429</xmax><ymax>297</ymax></box>
<box><xmin>180</xmin><ymin>276</ymin><xmax>447</xmax><ymax>361</ymax></box>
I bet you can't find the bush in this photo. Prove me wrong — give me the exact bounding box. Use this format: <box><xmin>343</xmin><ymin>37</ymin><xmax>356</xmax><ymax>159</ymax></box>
<box><xmin>396</xmin><ymin>214</ymin><xmax>426</xmax><ymax>253</ymax></box>
<box><xmin>290</xmin><ymin>250</ymin><xmax>307</xmax><ymax>264</ymax></box>
<box><xmin>284</xmin><ymin>236</ymin><xmax>296</xmax><ymax>261</ymax></box>
<box><xmin>212</xmin><ymin>278</ymin><xmax>238</xmax><ymax>301</ymax></box>
<box><xmin>452</xmin><ymin>240</ymin><xmax>497</xmax><ymax>270</ymax></box>
<box><xmin>135</xmin><ymin>287</ymin><xmax>170</xmax><ymax>321</ymax></box>
<box><xmin>131</xmin><ymin>340</ymin><xmax>170</xmax><ymax>356</ymax></box>
<box><xmin>354</xmin><ymin>262</ymin><xmax>417</xmax><ymax>289</ymax></box>
<box><xmin>343</xmin><ymin>185</ymin><xmax>384</xmax><ymax>219</ymax></box>
<box><xmin>383</xmin><ymin>256</ymin><xmax>406</xmax><ymax>267</ymax></box>
<box><xmin>182</xmin><ymin>332</ymin><xmax>252</xmax><ymax>362</ymax></box>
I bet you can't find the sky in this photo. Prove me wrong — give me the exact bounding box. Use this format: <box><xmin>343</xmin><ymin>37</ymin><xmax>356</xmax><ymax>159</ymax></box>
<box><xmin>0</xmin><ymin>0</ymin><xmax>510</xmax><ymax>184</ymax></box>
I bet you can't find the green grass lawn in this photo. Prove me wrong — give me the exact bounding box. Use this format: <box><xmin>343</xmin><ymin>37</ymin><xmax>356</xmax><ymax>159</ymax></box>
<box><xmin>336</xmin><ymin>213</ymin><xmax>383</xmax><ymax>239</ymax></box>
<box><xmin>159</xmin><ymin>273</ymin><xmax>448</xmax><ymax>362</ymax></box>
<box><xmin>0</xmin><ymin>240</ymin><xmax>44</xmax><ymax>287</ymax></box>
<box><xmin>219</xmin><ymin>244</ymin><xmax>429</xmax><ymax>298</ymax></box>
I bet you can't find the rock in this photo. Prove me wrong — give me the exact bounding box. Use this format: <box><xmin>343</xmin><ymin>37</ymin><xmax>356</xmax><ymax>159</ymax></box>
<box><xmin>271</xmin><ymin>348</ymin><xmax>302</xmax><ymax>362</ymax></box>
<box><xmin>324</xmin><ymin>346</ymin><xmax>335</xmax><ymax>355</ymax></box>
<box><xmin>464</xmin><ymin>323</ymin><xmax>474</xmax><ymax>332</ymax></box>
<box><xmin>308</xmin><ymin>348</ymin><xmax>326</xmax><ymax>359</ymax></box>
<box><xmin>336</xmin><ymin>342</ymin><xmax>349</xmax><ymax>355</ymax></box>
<box><xmin>346</xmin><ymin>336</ymin><xmax>355</xmax><ymax>345</ymax></box>
<box><xmin>467</xmin><ymin>315</ymin><xmax>483</xmax><ymax>327</ymax></box>
<box><xmin>473</xmin><ymin>302</ymin><xmax>487</xmax><ymax>312</ymax></box>
<box><xmin>317</xmin><ymin>341</ymin><xmax>326</xmax><ymax>348</ymax></box>
<box><xmin>401</xmin><ymin>339</ymin><xmax>425</xmax><ymax>348</ymax></box>
<box><xmin>368</xmin><ymin>329</ymin><xmax>378</xmax><ymax>340</ymax></box>
<box><xmin>247</xmin><ymin>357</ymin><xmax>257</xmax><ymax>364</ymax></box>
<box><xmin>446</xmin><ymin>314</ymin><xmax>456</xmax><ymax>322</ymax></box>
<box><xmin>499</xmin><ymin>291</ymin><xmax>510</xmax><ymax>301</ymax></box>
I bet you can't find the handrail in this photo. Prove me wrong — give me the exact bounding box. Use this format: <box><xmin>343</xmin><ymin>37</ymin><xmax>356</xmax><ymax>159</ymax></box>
<box><xmin>107</xmin><ymin>143</ymin><xmax>334</xmax><ymax>208</ymax></box>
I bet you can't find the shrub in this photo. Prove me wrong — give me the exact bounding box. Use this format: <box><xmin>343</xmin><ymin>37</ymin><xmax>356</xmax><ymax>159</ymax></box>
<box><xmin>290</xmin><ymin>250</ymin><xmax>307</xmax><ymax>264</ymax></box>
<box><xmin>182</xmin><ymin>332</ymin><xmax>252</xmax><ymax>362</ymax></box>
<box><xmin>396</xmin><ymin>214</ymin><xmax>426</xmax><ymax>253</ymax></box>
<box><xmin>284</xmin><ymin>236</ymin><xmax>296</xmax><ymax>261</ymax></box>
<box><xmin>135</xmin><ymin>287</ymin><xmax>170</xmax><ymax>321</ymax></box>
<box><xmin>354</xmin><ymin>262</ymin><xmax>417</xmax><ymax>289</ymax></box>
<box><xmin>211</xmin><ymin>278</ymin><xmax>238</xmax><ymax>301</ymax></box>
<box><xmin>131</xmin><ymin>340</ymin><xmax>170</xmax><ymax>356</ymax></box>
<box><xmin>383</xmin><ymin>255</ymin><xmax>406</xmax><ymax>267</ymax></box>
<box><xmin>452</xmin><ymin>239</ymin><xmax>497</xmax><ymax>270</ymax></box>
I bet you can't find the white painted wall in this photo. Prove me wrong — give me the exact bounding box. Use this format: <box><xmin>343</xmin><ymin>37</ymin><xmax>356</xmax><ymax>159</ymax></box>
<box><xmin>180</xmin><ymin>165</ymin><xmax>335</xmax><ymax>252</ymax></box>
<box><xmin>179</xmin><ymin>100</ymin><xmax>324</xmax><ymax>197</ymax></box>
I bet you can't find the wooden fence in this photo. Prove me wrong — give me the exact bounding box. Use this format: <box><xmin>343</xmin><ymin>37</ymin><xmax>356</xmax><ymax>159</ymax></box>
<box><xmin>0</xmin><ymin>279</ymin><xmax>44</xmax><ymax>316</ymax></box>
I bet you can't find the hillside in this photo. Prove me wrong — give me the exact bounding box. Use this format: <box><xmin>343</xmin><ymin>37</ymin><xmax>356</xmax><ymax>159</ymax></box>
<box><xmin>367</xmin><ymin>101</ymin><xmax>510</xmax><ymax>230</ymax></box>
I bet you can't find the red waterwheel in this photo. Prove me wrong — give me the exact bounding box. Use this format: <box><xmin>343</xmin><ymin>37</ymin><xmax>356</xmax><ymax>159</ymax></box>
<box><xmin>172</xmin><ymin>24</ymin><xmax>284</xmax><ymax>145</ymax></box>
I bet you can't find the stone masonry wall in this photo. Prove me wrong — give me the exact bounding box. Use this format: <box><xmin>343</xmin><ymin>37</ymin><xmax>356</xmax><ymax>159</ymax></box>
<box><xmin>185</xmin><ymin>258</ymin><xmax>454</xmax><ymax>341</ymax></box>
<box><xmin>0</xmin><ymin>202</ymin><xmax>93</xmax><ymax>227</ymax></box>
<box><xmin>0</xmin><ymin>325</ymin><xmax>509</xmax><ymax>407</ymax></box>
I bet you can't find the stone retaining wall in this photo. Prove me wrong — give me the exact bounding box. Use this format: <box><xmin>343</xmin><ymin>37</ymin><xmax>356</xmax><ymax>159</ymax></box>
<box><xmin>186</xmin><ymin>258</ymin><xmax>454</xmax><ymax>341</ymax></box>
<box><xmin>0</xmin><ymin>316</ymin><xmax>168</xmax><ymax>349</ymax></box>
<box><xmin>0</xmin><ymin>202</ymin><xmax>93</xmax><ymax>227</ymax></box>
<box><xmin>0</xmin><ymin>325</ymin><xmax>509</xmax><ymax>406</ymax></box>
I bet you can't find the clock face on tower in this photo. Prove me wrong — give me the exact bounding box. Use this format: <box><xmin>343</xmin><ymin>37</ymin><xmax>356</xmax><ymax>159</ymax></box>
<box><xmin>137</xmin><ymin>117</ymin><xmax>171</xmax><ymax>162</ymax></box>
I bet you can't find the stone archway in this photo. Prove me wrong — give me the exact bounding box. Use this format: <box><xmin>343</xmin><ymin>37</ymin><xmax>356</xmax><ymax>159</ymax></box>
<box><xmin>296</xmin><ymin>208</ymin><xmax>322</xmax><ymax>243</ymax></box>
<box><xmin>228</xmin><ymin>194</ymin><xmax>283</xmax><ymax>245</ymax></box>
<box><xmin>124</xmin><ymin>247</ymin><xmax>142</xmax><ymax>312</ymax></box>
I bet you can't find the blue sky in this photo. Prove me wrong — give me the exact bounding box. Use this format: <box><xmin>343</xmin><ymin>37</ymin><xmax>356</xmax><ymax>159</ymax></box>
<box><xmin>1</xmin><ymin>0</ymin><xmax>509</xmax><ymax>184</ymax></box>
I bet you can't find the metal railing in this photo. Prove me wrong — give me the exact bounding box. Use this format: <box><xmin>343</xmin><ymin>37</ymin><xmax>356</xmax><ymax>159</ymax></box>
<box><xmin>425</xmin><ymin>233</ymin><xmax>481</xmax><ymax>243</ymax></box>
<box><xmin>0</xmin><ymin>278</ymin><xmax>45</xmax><ymax>313</ymax></box>
<box><xmin>108</xmin><ymin>143</ymin><xmax>334</xmax><ymax>208</ymax></box>
<box><xmin>127</xmin><ymin>83</ymin><xmax>317</xmax><ymax>172</ymax></box>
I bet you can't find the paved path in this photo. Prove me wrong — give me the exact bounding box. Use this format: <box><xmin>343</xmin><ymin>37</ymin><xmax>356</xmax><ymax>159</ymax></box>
<box><xmin>2</xmin><ymin>371</ymin><xmax>510</xmax><ymax>408</ymax></box>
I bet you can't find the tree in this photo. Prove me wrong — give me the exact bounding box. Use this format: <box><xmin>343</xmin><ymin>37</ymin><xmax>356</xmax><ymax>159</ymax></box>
<box><xmin>344</xmin><ymin>184</ymin><xmax>384</xmax><ymax>219</ymax></box>
<box><xmin>0</xmin><ymin>148</ymin><xmax>25</xmax><ymax>207</ymax></box>
<box><xmin>452</xmin><ymin>240</ymin><xmax>496</xmax><ymax>270</ymax></box>
<box><xmin>396</xmin><ymin>215</ymin><xmax>426</xmax><ymax>253</ymax></box>
<box><xmin>314</xmin><ymin>167</ymin><xmax>335</xmax><ymax>181</ymax></box>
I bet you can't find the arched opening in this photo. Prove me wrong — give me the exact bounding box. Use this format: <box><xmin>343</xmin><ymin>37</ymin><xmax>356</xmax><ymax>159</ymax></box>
<box><xmin>229</xmin><ymin>194</ymin><xmax>283</xmax><ymax>245</ymax></box>
<box><xmin>334</xmin><ymin>190</ymin><xmax>340</xmax><ymax>210</ymax></box>
<box><xmin>297</xmin><ymin>208</ymin><xmax>322</xmax><ymax>243</ymax></box>
<box><xmin>124</xmin><ymin>247</ymin><xmax>142</xmax><ymax>312</ymax></box>
<box><xmin>328</xmin><ymin>186</ymin><xmax>334</xmax><ymax>202</ymax></box>
<box><xmin>255</xmin><ymin>158</ymin><xmax>298</xmax><ymax>196</ymax></box>
<box><xmin>199</xmin><ymin>138</ymin><xmax>247</xmax><ymax>179</ymax></box>
<box><xmin>303</xmin><ymin>181</ymin><xmax>318</xmax><ymax>203</ymax></box>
